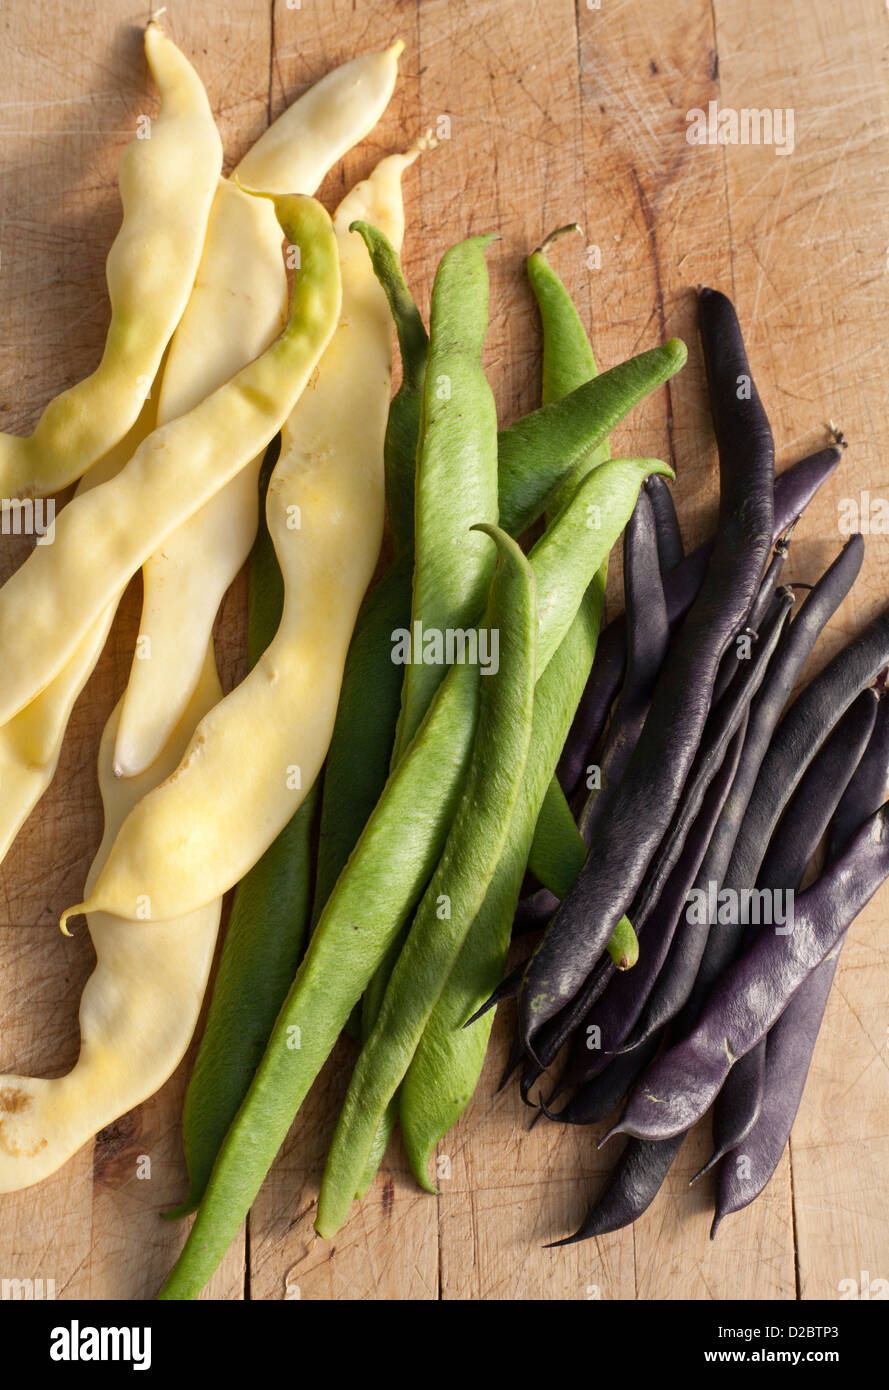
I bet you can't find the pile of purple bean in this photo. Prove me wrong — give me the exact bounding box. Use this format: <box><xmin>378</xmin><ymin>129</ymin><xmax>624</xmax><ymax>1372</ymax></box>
<box><xmin>504</xmin><ymin>288</ymin><xmax>889</xmax><ymax>1242</ymax></box>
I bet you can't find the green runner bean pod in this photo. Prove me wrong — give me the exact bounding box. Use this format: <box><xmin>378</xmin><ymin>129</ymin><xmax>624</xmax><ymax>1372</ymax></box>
<box><xmin>316</xmin><ymin>526</ymin><xmax>537</xmax><ymax>1236</ymax></box>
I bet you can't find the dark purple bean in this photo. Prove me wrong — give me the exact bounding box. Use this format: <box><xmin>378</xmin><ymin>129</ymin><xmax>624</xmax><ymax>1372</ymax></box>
<box><xmin>568</xmin><ymin>714</ymin><xmax>749</xmax><ymax>1093</ymax></box>
<box><xmin>747</xmin><ymin>533</ymin><xmax>793</xmax><ymax>635</ymax></box>
<box><xmin>828</xmin><ymin>688</ymin><xmax>889</xmax><ymax>862</ymax></box>
<box><xmin>632</xmin><ymin>590</ymin><xmax>793</xmax><ymax>928</ymax></box>
<box><xmin>577</xmin><ymin>489</ymin><xmax>669</xmax><ymax>846</ymax></box>
<box><xmin>465</xmin><ymin>956</ymin><xmax>525</xmax><ymax>1025</ymax></box>
<box><xmin>548</xmin><ymin>1133</ymin><xmax>687</xmax><ymax>1245</ymax></box>
<box><xmin>701</xmin><ymin>1045</ymin><xmax>766</xmax><ymax>1181</ymax></box>
<box><xmin>542</xmin><ymin>1031</ymin><xmax>663</xmax><ymax>1126</ymax></box>
<box><xmin>519</xmin><ymin>289</ymin><xmax>776</xmax><ymax>1048</ymax></box>
<box><xmin>712</xmin><ymin>691</ymin><xmax>889</xmax><ymax>1234</ymax></box>
<box><xmin>698</xmin><ymin>688</ymin><xmax>878</xmax><ymax>1180</ymax></box>
<box><xmin>626</xmin><ymin>536</ymin><xmax>865</xmax><ymax>1050</ymax></box>
<box><xmin>711</xmin><ymin>531</ymin><xmax>791</xmax><ymax>703</ymax></box>
<box><xmin>645</xmin><ymin>473</ymin><xmax>684</xmax><ymax>573</ymax></box>
<box><xmin>710</xmin><ymin>959</ymin><xmax>836</xmax><ymax>1238</ymax></box>
<box><xmin>557</xmin><ymin>636</ymin><xmax>626</xmax><ymax>799</ymax></box>
<box><xmin>518</xmin><ymin>949</ymin><xmax>617</xmax><ymax>1099</ymax></box>
<box><xmin>687</xmin><ymin>585</ymin><xmax>889</xmax><ymax>1013</ymax></box>
<box><xmin>756</xmin><ymin>689</ymin><xmax>878</xmax><ymax>893</ymax></box>
<box><xmin>512</xmin><ymin>886</ymin><xmax>559</xmax><ymax>936</ymax></box>
<box><xmin>606</xmin><ymin>799</ymin><xmax>889</xmax><ymax>1143</ymax></box>
<box><xmin>556</xmin><ymin>444</ymin><xmax>842</xmax><ymax>800</ymax></box>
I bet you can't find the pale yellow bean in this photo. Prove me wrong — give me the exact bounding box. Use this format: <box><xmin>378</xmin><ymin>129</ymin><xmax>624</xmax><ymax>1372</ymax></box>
<box><xmin>0</xmin><ymin>402</ymin><xmax>156</xmax><ymax>860</ymax></box>
<box><xmin>0</xmin><ymin>652</ymin><xmax>221</xmax><ymax>1193</ymax></box>
<box><xmin>0</xmin><ymin>20</ymin><xmax>221</xmax><ymax>499</ymax></box>
<box><xmin>113</xmin><ymin>42</ymin><xmax>403</xmax><ymax>777</ymax></box>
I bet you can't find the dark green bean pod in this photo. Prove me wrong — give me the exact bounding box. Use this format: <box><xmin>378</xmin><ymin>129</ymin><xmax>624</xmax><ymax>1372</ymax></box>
<box><xmin>350</xmin><ymin>220</ymin><xmax>428</xmax><ymax>559</ymax></box>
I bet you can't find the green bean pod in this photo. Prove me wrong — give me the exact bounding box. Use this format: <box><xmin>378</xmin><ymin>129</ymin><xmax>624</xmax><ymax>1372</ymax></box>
<box><xmin>312</xmin><ymin>550</ymin><xmax>413</xmax><ymax>927</ymax></box>
<box><xmin>391</xmin><ymin>233</ymin><xmax>500</xmax><ymax>762</ymax></box>
<box><xmin>349</xmin><ymin>220</ymin><xmax>428</xmax><ymax>559</ymax></box>
<box><xmin>527</xmin><ymin>775</ymin><xmax>586</xmax><ymax>892</ymax></box>
<box><xmin>498</xmin><ymin>338</ymin><xmax>685</xmax><ymax>534</ymax></box>
<box><xmin>316</xmin><ymin>526</ymin><xmax>538</xmax><ymax>1236</ymax></box>
<box><xmin>165</xmin><ymin>442</ymin><xmax>318</xmax><ymax>1218</ymax></box>
<box><xmin>400</xmin><ymin>592</ymin><xmax>599</xmax><ymax>1189</ymax></box>
<box><xmin>359</xmin><ymin>232</ymin><xmax>499</xmax><ymax>1172</ymax></box>
<box><xmin>314</xmin><ymin>234</ymin><xmax>684</xmax><ymax>930</ymax></box>
<box><xmin>398</xmin><ymin>229</ymin><xmax>617</xmax><ymax>1185</ymax></box>
<box><xmin>362</xmin><ymin>234</ymin><xmax>499</xmax><ymax>1119</ymax></box>
<box><xmin>158</xmin><ymin>451</ymin><xmax>670</xmax><ymax>1300</ymax></box>
<box><xmin>526</xmin><ymin>226</ymin><xmax>610</xmax><ymax>869</ymax></box>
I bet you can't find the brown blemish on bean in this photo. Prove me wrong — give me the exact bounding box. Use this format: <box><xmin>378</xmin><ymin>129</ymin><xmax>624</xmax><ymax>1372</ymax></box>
<box><xmin>0</xmin><ymin>1087</ymin><xmax>32</xmax><ymax>1114</ymax></box>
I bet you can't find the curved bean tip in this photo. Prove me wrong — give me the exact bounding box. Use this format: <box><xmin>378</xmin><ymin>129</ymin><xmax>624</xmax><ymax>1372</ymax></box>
<box><xmin>59</xmin><ymin>904</ymin><xmax>82</xmax><ymax>937</ymax></box>
<box><xmin>709</xmin><ymin>1211</ymin><xmax>724</xmax><ymax>1241</ymax></box>
<box><xmin>689</xmin><ymin>1151</ymin><xmax>721</xmax><ymax>1186</ymax></box>
<box><xmin>388</xmin><ymin>37</ymin><xmax>407</xmax><ymax>59</ymax></box>
<box><xmin>597</xmin><ymin>1121</ymin><xmax>625</xmax><ymax>1149</ymax></box>
<box><xmin>469</xmin><ymin>521</ymin><xmax>518</xmax><ymax>567</ymax></box>
<box><xmin>536</xmin><ymin>1095</ymin><xmax>567</xmax><ymax>1125</ymax></box>
<box><xmin>828</xmin><ymin>420</ymin><xmax>848</xmax><ymax>449</ymax></box>
<box><xmin>161</xmin><ymin>1196</ymin><xmax>199</xmax><ymax>1222</ymax></box>
<box><xmin>497</xmin><ymin>1037</ymin><xmax>525</xmax><ymax>1092</ymax></box>
<box><xmin>535</xmin><ymin>222</ymin><xmax>583</xmax><ymax>256</ymax></box>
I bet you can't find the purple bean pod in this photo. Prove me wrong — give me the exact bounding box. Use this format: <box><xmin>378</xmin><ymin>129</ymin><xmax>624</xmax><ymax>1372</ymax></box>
<box><xmin>625</xmin><ymin>536</ymin><xmax>865</xmax><ymax>1050</ymax></box>
<box><xmin>645</xmin><ymin>473</ymin><xmax>684</xmax><ymax>574</ymax></box>
<box><xmin>605</xmin><ymin>799</ymin><xmax>889</xmax><ymax>1144</ymax></box>
<box><xmin>631</xmin><ymin>590</ymin><xmax>793</xmax><ymax>928</ymax></box>
<box><xmin>556</xmin><ymin>444</ymin><xmax>843</xmax><ymax>800</ymax></box>
<box><xmin>577</xmin><ymin>488</ymin><xmax>670</xmax><ymax>847</ymax></box>
<box><xmin>712</xmin><ymin>690</ymin><xmax>889</xmax><ymax>1234</ymax></box>
<box><xmin>562</xmin><ymin>714</ymin><xmax>749</xmax><ymax>1092</ymax></box>
<box><xmin>542</xmin><ymin>1031</ymin><xmax>663</xmax><ymax>1126</ymax></box>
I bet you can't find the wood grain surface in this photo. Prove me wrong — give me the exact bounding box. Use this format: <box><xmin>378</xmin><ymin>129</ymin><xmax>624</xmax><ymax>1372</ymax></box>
<box><xmin>0</xmin><ymin>0</ymin><xmax>887</xmax><ymax>1301</ymax></box>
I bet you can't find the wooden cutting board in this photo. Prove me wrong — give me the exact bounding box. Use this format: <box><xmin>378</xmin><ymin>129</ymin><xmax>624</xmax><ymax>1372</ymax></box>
<box><xmin>0</xmin><ymin>0</ymin><xmax>887</xmax><ymax>1301</ymax></box>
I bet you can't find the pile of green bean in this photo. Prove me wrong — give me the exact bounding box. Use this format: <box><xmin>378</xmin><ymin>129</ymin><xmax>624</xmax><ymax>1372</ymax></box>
<box><xmin>159</xmin><ymin>224</ymin><xmax>685</xmax><ymax>1299</ymax></box>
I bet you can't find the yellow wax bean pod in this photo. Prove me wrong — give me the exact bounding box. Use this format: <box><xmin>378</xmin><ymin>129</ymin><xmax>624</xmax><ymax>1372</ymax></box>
<box><xmin>65</xmin><ymin>148</ymin><xmax>418</xmax><ymax>928</ymax></box>
<box><xmin>0</xmin><ymin>19</ymin><xmax>221</xmax><ymax>499</ymax></box>
<box><xmin>0</xmin><ymin>402</ymin><xmax>157</xmax><ymax>861</ymax></box>
<box><xmin>0</xmin><ymin>653</ymin><xmax>222</xmax><ymax>1193</ymax></box>
<box><xmin>236</xmin><ymin>41</ymin><xmax>404</xmax><ymax>193</ymax></box>
<box><xmin>114</xmin><ymin>42</ymin><xmax>403</xmax><ymax>777</ymax></box>
<box><xmin>0</xmin><ymin>194</ymin><xmax>341</xmax><ymax>729</ymax></box>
